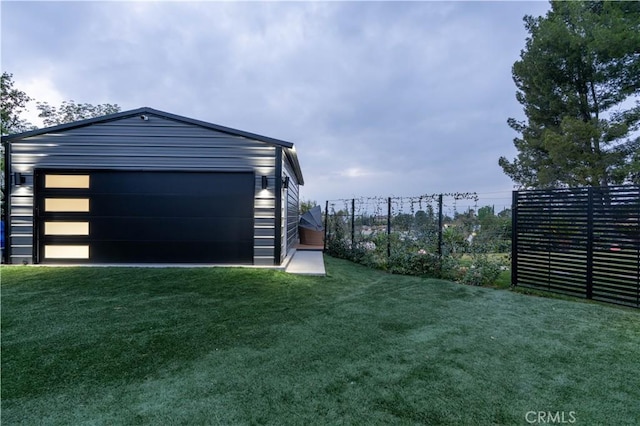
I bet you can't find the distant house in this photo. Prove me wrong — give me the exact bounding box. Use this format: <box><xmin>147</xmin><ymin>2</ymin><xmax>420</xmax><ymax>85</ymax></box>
<box><xmin>2</xmin><ymin>107</ymin><xmax>303</xmax><ymax>266</ymax></box>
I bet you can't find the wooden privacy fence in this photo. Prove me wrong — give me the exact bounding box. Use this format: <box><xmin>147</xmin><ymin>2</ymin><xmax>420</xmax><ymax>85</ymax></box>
<box><xmin>512</xmin><ymin>185</ymin><xmax>640</xmax><ymax>308</ymax></box>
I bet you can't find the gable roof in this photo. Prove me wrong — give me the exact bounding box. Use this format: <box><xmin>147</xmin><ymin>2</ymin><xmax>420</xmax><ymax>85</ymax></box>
<box><xmin>2</xmin><ymin>106</ymin><xmax>304</xmax><ymax>184</ymax></box>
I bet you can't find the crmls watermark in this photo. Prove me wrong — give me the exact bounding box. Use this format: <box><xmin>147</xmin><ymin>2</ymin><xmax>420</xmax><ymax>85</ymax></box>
<box><xmin>525</xmin><ymin>411</ymin><xmax>577</xmax><ymax>424</ymax></box>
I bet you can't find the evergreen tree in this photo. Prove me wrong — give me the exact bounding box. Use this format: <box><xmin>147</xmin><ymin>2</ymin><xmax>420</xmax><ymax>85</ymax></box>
<box><xmin>500</xmin><ymin>1</ymin><xmax>640</xmax><ymax>187</ymax></box>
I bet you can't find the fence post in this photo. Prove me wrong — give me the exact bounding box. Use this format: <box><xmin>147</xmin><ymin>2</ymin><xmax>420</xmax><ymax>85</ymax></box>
<box><xmin>586</xmin><ymin>187</ymin><xmax>594</xmax><ymax>299</ymax></box>
<box><xmin>511</xmin><ymin>191</ymin><xmax>518</xmax><ymax>287</ymax></box>
<box><xmin>351</xmin><ymin>198</ymin><xmax>355</xmax><ymax>248</ymax></box>
<box><xmin>323</xmin><ymin>200</ymin><xmax>329</xmax><ymax>252</ymax></box>
<box><xmin>437</xmin><ymin>194</ymin><xmax>443</xmax><ymax>258</ymax></box>
<box><xmin>387</xmin><ymin>197</ymin><xmax>392</xmax><ymax>259</ymax></box>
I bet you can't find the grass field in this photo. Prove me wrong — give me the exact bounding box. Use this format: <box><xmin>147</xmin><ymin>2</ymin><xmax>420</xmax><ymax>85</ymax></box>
<box><xmin>2</xmin><ymin>256</ymin><xmax>639</xmax><ymax>425</ymax></box>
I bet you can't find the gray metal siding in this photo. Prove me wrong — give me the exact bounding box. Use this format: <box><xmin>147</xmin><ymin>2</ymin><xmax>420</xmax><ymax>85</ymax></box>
<box><xmin>7</xmin><ymin>114</ymin><xmax>279</xmax><ymax>265</ymax></box>
<box><xmin>283</xmin><ymin>156</ymin><xmax>301</xmax><ymax>261</ymax></box>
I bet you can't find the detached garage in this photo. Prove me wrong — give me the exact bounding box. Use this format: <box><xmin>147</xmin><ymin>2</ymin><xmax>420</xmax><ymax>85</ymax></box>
<box><xmin>2</xmin><ymin>107</ymin><xmax>304</xmax><ymax>266</ymax></box>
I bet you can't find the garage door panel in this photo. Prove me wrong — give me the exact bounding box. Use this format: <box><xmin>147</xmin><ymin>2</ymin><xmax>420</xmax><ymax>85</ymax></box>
<box><xmin>89</xmin><ymin>241</ymin><xmax>254</xmax><ymax>263</ymax></box>
<box><xmin>36</xmin><ymin>170</ymin><xmax>255</xmax><ymax>264</ymax></box>
<box><xmin>88</xmin><ymin>172</ymin><xmax>255</xmax><ymax>196</ymax></box>
<box><xmin>87</xmin><ymin>217</ymin><xmax>254</xmax><ymax>241</ymax></box>
<box><xmin>88</xmin><ymin>194</ymin><xmax>252</xmax><ymax>218</ymax></box>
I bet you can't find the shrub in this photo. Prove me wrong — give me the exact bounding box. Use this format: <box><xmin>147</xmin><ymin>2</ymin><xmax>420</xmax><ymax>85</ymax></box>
<box><xmin>438</xmin><ymin>255</ymin><xmax>466</xmax><ymax>282</ymax></box>
<box><xmin>460</xmin><ymin>254</ymin><xmax>504</xmax><ymax>286</ymax></box>
<box><xmin>388</xmin><ymin>249</ymin><xmax>440</xmax><ymax>277</ymax></box>
<box><xmin>325</xmin><ymin>218</ymin><xmax>507</xmax><ymax>287</ymax></box>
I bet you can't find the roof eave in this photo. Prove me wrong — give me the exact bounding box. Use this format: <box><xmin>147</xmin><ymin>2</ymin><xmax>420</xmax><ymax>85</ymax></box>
<box><xmin>1</xmin><ymin>107</ymin><xmax>151</xmax><ymax>142</ymax></box>
<box><xmin>1</xmin><ymin>106</ymin><xmax>305</xmax><ymax>184</ymax></box>
<box><xmin>1</xmin><ymin>107</ymin><xmax>296</xmax><ymax>150</ymax></box>
<box><xmin>284</xmin><ymin>147</ymin><xmax>304</xmax><ymax>185</ymax></box>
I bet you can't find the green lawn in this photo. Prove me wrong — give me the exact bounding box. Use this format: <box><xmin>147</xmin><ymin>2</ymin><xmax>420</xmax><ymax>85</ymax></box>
<box><xmin>2</xmin><ymin>257</ymin><xmax>639</xmax><ymax>425</ymax></box>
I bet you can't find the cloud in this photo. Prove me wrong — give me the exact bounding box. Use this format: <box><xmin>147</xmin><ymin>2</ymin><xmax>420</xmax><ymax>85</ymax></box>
<box><xmin>1</xmin><ymin>0</ymin><xmax>551</xmax><ymax>206</ymax></box>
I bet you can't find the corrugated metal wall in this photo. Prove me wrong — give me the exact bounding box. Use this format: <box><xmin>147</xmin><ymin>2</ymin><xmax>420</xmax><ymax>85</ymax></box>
<box><xmin>7</xmin><ymin>113</ymin><xmax>281</xmax><ymax>265</ymax></box>
<box><xmin>283</xmin><ymin>157</ymin><xmax>300</xmax><ymax>262</ymax></box>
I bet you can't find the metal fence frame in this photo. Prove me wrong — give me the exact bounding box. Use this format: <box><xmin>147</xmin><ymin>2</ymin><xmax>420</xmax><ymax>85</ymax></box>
<box><xmin>322</xmin><ymin>192</ymin><xmax>513</xmax><ymax>263</ymax></box>
<box><xmin>512</xmin><ymin>185</ymin><xmax>640</xmax><ymax>308</ymax></box>
<box><xmin>324</xmin><ymin>195</ymin><xmax>446</xmax><ymax>257</ymax></box>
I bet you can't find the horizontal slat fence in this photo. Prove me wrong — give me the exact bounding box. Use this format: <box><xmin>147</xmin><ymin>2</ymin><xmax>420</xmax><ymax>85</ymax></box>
<box><xmin>512</xmin><ymin>185</ymin><xmax>639</xmax><ymax>308</ymax></box>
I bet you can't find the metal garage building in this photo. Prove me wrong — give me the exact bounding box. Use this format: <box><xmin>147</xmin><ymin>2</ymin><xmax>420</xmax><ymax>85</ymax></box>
<box><xmin>2</xmin><ymin>107</ymin><xmax>303</xmax><ymax>266</ymax></box>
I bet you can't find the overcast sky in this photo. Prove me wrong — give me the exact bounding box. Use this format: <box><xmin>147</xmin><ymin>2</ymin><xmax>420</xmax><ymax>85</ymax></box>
<box><xmin>2</xmin><ymin>0</ymin><xmax>551</xmax><ymax>210</ymax></box>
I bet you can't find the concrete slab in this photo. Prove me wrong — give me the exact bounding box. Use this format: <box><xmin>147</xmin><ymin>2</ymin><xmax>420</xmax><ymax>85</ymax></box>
<box><xmin>27</xmin><ymin>263</ymin><xmax>286</xmax><ymax>270</ymax></box>
<box><xmin>23</xmin><ymin>250</ymin><xmax>326</xmax><ymax>276</ymax></box>
<box><xmin>285</xmin><ymin>250</ymin><xmax>326</xmax><ymax>276</ymax></box>
<box><xmin>295</xmin><ymin>243</ymin><xmax>325</xmax><ymax>251</ymax></box>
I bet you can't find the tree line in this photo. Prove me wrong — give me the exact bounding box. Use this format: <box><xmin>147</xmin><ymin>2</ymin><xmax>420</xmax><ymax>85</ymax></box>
<box><xmin>1</xmin><ymin>72</ymin><xmax>120</xmax><ymax>136</ymax></box>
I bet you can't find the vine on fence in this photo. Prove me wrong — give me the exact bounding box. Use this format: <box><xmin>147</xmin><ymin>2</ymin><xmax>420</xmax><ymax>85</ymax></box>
<box><xmin>325</xmin><ymin>193</ymin><xmax>509</xmax><ymax>286</ymax></box>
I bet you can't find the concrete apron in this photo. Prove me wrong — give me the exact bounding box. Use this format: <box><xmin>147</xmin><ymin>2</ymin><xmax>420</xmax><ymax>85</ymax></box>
<box><xmin>284</xmin><ymin>250</ymin><xmax>326</xmax><ymax>276</ymax></box>
<box><xmin>24</xmin><ymin>250</ymin><xmax>326</xmax><ymax>276</ymax></box>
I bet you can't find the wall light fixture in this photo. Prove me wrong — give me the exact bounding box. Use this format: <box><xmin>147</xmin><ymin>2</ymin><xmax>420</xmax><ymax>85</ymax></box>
<box><xmin>13</xmin><ymin>172</ymin><xmax>26</xmax><ymax>185</ymax></box>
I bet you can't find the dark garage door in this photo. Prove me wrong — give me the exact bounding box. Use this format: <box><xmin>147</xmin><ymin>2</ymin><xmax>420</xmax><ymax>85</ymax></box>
<box><xmin>35</xmin><ymin>170</ymin><xmax>255</xmax><ymax>264</ymax></box>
